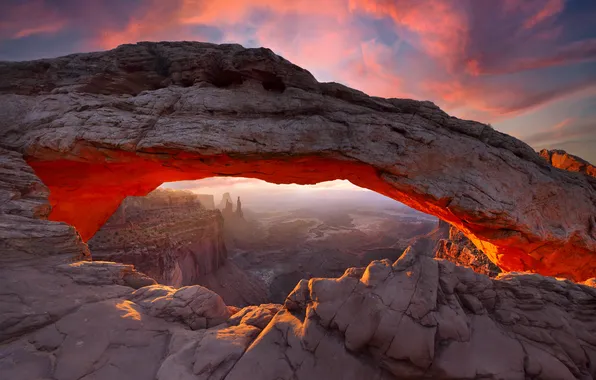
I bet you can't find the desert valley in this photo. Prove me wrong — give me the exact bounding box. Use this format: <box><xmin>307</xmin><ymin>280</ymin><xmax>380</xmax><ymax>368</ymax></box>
<box><xmin>88</xmin><ymin>185</ymin><xmax>446</xmax><ymax>306</ymax></box>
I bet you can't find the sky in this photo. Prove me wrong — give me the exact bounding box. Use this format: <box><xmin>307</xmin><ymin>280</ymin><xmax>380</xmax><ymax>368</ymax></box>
<box><xmin>160</xmin><ymin>177</ymin><xmax>417</xmax><ymax>212</ymax></box>
<box><xmin>1</xmin><ymin>0</ymin><xmax>595</xmax><ymax>165</ymax></box>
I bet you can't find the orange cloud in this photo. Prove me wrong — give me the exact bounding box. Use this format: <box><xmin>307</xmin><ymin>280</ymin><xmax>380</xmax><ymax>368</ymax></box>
<box><xmin>179</xmin><ymin>0</ymin><xmax>351</xmax><ymax>25</ymax></box>
<box><xmin>97</xmin><ymin>0</ymin><xmax>196</xmax><ymax>49</ymax></box>
<box><xmin>553</xmin><ymin>117</ymin><xmax>574</xmax><ymax>130</ymax></box>
<box><xmin>522</xmin><ymin>116</ymin><xmax>596</xmax><ymax>147</ymax></box>
<box><xmin>13</xmin><ymin>21</ymin><xmax>66</xmax><ymax>38</ymax></box>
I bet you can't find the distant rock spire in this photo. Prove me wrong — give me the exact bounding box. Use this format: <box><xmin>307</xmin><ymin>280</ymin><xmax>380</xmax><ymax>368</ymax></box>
<box><xmin>223</xmin><ymin>198</ymin><xmax>233</xmax><ymax>217</ymax></box>
<box><xmin>218</xmin><ymin>192</ymin><xmax>232</xmax><ymax>210</ymax></box>
<box><xmin>236</xmin><ymin>196</ymin><xmax>243</xmax><ymax>218</ymax></box>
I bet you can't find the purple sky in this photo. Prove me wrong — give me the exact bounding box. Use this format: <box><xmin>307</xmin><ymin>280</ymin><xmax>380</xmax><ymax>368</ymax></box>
<box><xmin>1</xmin><ymin>0</ymin><xmax>595</xmax><ymax>163</ymax></box>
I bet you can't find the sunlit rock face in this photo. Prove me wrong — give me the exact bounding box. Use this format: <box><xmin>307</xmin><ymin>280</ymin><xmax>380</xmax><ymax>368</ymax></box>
<box><xmin>540</xmin><ymin>149</ymin><xmax>596</xmax><ymax>178</ymax></box>
<box><xmin>88</xmin><ymin>188</ymin><xmax>228</xmax><ymax>287</ymax></box>
<box><xmin>1</xmin><ymin>41</ymin><xmax>595</xmax><ymax>280</ymax></box>
<box><xmin>430</xmin><ymin>220</ymin><xmax>502</xmax><ymax>277</ymax></box>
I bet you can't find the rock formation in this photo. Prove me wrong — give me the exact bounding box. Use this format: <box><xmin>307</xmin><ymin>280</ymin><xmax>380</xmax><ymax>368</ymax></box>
<box><xmin>236</xmin><ymin>196</ymin><xmax>244</xmax><ymax>218</ymax></box>
<box><xmin>88</xmin><ymin>188</ymin><xmax>268</xmax><ymax>306</ymax></box>
<box><xmin>196</xmin><ymin>193</ymin><xmax>216</xmax><ymax>209</ymax></box>
<box><xmin>0</xmin><ymin>42</ymin><xmax>594</xmax><ymax>279</ymax></box>
<box><xmin>1</xmin><ymin>41</ymin><xmax>596</xmax><ymax>379</ymax></box>
<box><xmin>218</xmin><ymin>192</ymin><xmax>233</xmax><ymax>210</ymax></box>
<box><xmin>222</xmin><ymin>198</ymin><xmax>234</xmax><ymax>219</ymax></box>
<box><xmin>431</xmin><ymin>220</ymin><xmax>501</xmax><ymax>277</ymax></box>
<box><xmin>540</xmin><ymin>149</ymin><xmax>596</xmax><ymax>178</ymax></box>
<box><xmin>88</xmin><ymin>188</ymin><xmax>228</xmax><ymax>287</ymax></box>
<box><xmin>3</xmin><ymin>240</ymin><xmax>596</xmax><ymax>379</ymax></box>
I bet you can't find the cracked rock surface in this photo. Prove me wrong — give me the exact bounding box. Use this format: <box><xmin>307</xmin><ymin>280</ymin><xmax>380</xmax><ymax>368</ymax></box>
<box><xmin>0</xmin><ymin>41</ymin><xmax>595</xmax><ymax>279</ymax></box>
<box><xmin>129</xmin><ymin>284</ymin><xmax>231</xmax><ymax>330</ymax></box>
<box><xmin>3</xmin><ymin>250</ymin><xmax>596</xmax><ymax>379</ymax></box>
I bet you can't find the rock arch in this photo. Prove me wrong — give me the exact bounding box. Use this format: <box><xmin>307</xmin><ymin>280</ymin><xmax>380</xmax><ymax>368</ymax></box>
<box><xmin>1</xmin><ymin>41</ymin><xmax>595</xmax><ymax>281</ymax></box>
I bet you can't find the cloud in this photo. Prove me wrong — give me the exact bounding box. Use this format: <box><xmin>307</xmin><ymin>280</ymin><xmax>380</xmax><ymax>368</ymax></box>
<box><xmin>160</xmin><ymin>178</ymin><xmax>369</xmax><ymax>199</ymax></box>
<box><xmin>522</xmin><ymin>0</ymin><xmax>565</xmax><ymax>29</ymax></box>
<box><xmin>349</xmin><ymin>0</ymin><xmax>469</xmax><ymax>70</ymax></box>
<box><xmin>472</xmin><ymin>38</ymin><xmax>596</xmax><ymax>75</ymax></box>
<box><xmin>0</xmin><ymin>0</ymin><xmax>66</xmax><ymax>39</ymax></box>
<box><xmin>522</xmin><ymin>117</ymin><xmax>596</xmax><ymax>147</ymax></box>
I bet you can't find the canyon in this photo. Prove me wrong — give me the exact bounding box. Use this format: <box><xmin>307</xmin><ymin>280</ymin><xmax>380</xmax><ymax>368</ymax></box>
<box><xmin>89</xmin><ymin>186</ymin><xmax>442</xmax><ymax>306</ymax></box>
<box><xmin>89</xmin><ymin>188</ymin><xmax>269</xmax><ymax>306</ymax></box>
<box><xmin>1</xmin><ymin>41</ymin><xmax>596</xmax><ymax>380</ymax></box>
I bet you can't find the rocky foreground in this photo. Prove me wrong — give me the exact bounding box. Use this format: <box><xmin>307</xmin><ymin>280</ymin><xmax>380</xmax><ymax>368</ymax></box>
<box><xmin>1</xmin><ymin>41</ymin><xmax>596</xmax><ymax>379</ymax></box>
<box><xmin>2</xmin><ymin>245</ymin><xmax>596</xmax><ymax>379</ymax></box>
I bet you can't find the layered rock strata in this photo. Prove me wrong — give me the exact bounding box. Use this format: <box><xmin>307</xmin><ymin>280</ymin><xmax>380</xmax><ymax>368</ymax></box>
<box><xmin>88</xmin><ymin>189</ymin><xmax>228</xmax><ymax>287</ymax></box>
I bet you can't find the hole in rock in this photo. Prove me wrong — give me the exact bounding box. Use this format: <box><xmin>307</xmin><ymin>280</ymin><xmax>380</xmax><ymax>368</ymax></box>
<box><xmin>261</xmin><ymin>77</ymin><xmax>286</xmax><ymax>92</ymax></box>
<box><xmin>87</xmin><ymin>177</ymin><xmax>467</xmax><ymax>307</ymax></box>
<box><xmin>209</xmin><ymin>69</ymin><xmax>244</xmax><ymax>88</ymax></box>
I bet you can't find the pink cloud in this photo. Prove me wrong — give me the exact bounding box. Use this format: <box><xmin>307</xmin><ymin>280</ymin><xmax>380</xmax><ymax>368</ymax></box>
<box><xmin>179</xmin><ymin>0</ymin><xmax>351</xmax><ymax>25</ymax></box>
<box><xmin>13</xmin><ymin>21</ymin><xmax>66</xmax><ymax>38</ymax></box>
<box><xmin>96</xmin><ymin>0</ymin><xmax>197</xmax><ymax>50</ymax></box>
<box><xmin>423</xmin><ymin>77</ymin><xmax>596</xmax><ymax>122</ymax></box>
<box><xmin>522</xmin><ymin>116</ymin><xmax>596</xmax><ymax>147</ymax></box>
<box><xmin>471</xmin><ymin>38</ymin><xmax>596</xmax><ymax>75</ymax></box>
<box><xmin>523</xmin><ymin>0</ymin><xmax>565</xmax><ymax>29</ymax></box>
<box><xmin>349</xmin><ymin>0</ymin><xmax>468</xmax><ymax>71</ymax></box>
<box><xmin>0</xmin><ymin>0</ymin><xmax>66</xmax><ymax>39</ymax></box>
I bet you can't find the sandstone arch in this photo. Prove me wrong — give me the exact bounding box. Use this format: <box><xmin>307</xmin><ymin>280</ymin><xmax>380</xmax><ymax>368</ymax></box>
<box><xmin>1</xmin><ymin>41</ymin><xmax>595</xmax><ymax>281</ymax></box>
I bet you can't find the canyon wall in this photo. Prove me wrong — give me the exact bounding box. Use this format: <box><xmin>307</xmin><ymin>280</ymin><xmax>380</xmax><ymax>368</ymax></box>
<box><xmin>88</xmin><ymin>189</ymin><xmax>228</xmax><ymax>287</ymax></box>
<box><xmin>540</xmin><ymin>149</ymin><xmax>596</xmax><ymax>178</ymax></box>
<box><xmin>431</xmin><ymin>220</ymin><xmax>502</xmax><ymax>277</ymax></box>
<box><xmin>196</xmin><ymin>193</ymin><xmax>215</xmax><ymax>209</ymax></box>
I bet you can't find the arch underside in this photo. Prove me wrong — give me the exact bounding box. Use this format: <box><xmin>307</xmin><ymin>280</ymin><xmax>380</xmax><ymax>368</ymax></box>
<box><xmin>27</xmin><ymin>144</ymin><xmax>596</xmax><ymax>282</ymax></box>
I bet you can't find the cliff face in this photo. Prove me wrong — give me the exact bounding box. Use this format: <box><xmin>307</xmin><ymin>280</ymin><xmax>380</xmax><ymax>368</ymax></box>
<box><xmin>196</xmin><ymin>193</ymin><xmax>215</xmax><ymax>209</ymax></box>
<box><xmin>432</xmin><ymin>220</ymin><xmax>501</xmax><ymax>277</ymax></box>
<box><xmin>88</xmin><ymin>189</ymin><xmax>228</xmax><ymax>287</ymax></box>
<box><xmin>218</xmin><ymin>192</ymin><xmax>233</xmax><ymax>210</ymax></box>
<box><xmin>539</xmin><ymin>148</ymin><xmax>596</xmax><ymax>178</ymax></box>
